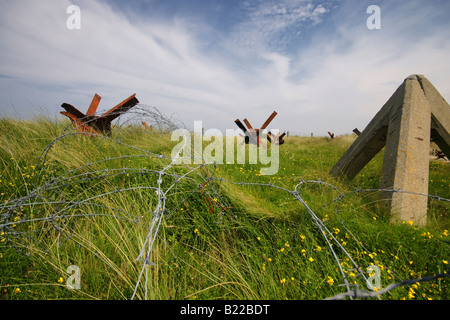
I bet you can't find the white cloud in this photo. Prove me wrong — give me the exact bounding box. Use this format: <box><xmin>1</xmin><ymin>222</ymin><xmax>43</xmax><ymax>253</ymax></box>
<box><xmin>283</xmin><ymin>1</ymin><xmax>450</xmax><ymax>135</ymax></box>
<box><xmin>227</xmin><ymin>0</ymin><xmax>329</xmax><ymax>55</ymax></box>
<box><xmin>0</xmin><ymin>0</ymin><xmax>449</xmax><ymax>137</ymax></box>
<box><xmin>0</xmin><ymin>0</ymin><xmax>245</xmax><ymax>123</ymax></box>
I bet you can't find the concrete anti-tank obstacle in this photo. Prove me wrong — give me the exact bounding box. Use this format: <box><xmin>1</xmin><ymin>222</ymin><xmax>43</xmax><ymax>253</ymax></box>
<box><xmin>330</xmin><ymin>74</ymin><xmax>450</xmax><ymax>226</ymax></box>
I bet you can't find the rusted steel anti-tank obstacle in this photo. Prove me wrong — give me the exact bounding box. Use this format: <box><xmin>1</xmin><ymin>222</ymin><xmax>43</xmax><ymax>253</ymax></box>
<box><xmin>234</xmin><ymin>111</ymin><xmax>285</xmax><ymax>146</ymax></box>
<box><xmin>60</xmin><ymin>93</ymin><xmax>139</xmax><ymax>135</ymax></box>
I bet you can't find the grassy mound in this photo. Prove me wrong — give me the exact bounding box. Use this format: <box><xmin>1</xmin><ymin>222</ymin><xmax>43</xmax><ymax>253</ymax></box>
<box><xmin>0</xmin><ymin>117</ymin><xmax>449</xmax><ymax>300</ymax></box>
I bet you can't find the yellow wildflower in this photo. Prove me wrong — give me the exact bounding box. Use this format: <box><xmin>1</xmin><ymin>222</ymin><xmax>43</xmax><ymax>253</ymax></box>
<box><xmin>327</xmin><ymin>276</ymin><xmax>334</xmax><ymax>286</ymax></box>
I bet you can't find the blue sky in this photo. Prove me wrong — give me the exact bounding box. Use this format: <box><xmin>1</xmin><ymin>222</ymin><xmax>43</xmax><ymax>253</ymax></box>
<box><xmin>0</xmin><ymin>0</ymin><xmax>449</xmax><ymax>135</ymax></box>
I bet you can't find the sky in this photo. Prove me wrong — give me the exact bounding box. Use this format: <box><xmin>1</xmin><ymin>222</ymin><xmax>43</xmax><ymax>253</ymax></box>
<box><xmin>0</xmin><ymin>0</ymin><xmax>449</xmax><ymax>136</ymax></box>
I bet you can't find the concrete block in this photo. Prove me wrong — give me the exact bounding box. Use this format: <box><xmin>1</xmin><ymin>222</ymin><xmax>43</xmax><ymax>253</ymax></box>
<box><xmin>330</xmin><ymin>74</ymin><xmax>450</xmax><ymax>226</ymax></box>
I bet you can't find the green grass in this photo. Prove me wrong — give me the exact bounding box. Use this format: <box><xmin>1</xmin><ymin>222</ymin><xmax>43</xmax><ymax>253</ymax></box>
<box><xmin>0</xmin><ymin>117</ymin><xmax>449</xmax><ymax>300</ymax></box>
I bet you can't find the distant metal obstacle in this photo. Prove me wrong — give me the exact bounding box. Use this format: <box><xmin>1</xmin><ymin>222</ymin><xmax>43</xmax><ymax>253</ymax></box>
<box><xmin>234</xmin><ymin>111</ymin><xmax>285</xmax><ymax>146</ymax></box>
<box><xmin>60</xmin><ymin>93</ymin><xmax>139</xmax><ymax>135</ymax></box>
<box><xmin>353</xmin><ymin>128</ymin><xmax>362</xmax><ymax>136</ymax></box>
<box><xmin>435</xmin><ymin>150</ymin><xmax>448</xmax><ymax>160</ymax></box>
<box><xmin>330</xmin><ymin>74</ymin><xmax>450</xmax><ymax>226</ymax></box>
<box><xmin>142</xmin><ymin>121</ymin><xmax>152</xmax><ymax>130</ymax></box>
<box><xmin>267</xmin><ymin>131</ymin><xmax>286</xmax><ymax>145</ymax></box>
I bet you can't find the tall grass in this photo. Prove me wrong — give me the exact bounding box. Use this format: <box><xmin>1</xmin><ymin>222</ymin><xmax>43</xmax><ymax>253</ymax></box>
<box><xmin>0</xmin><ymin>118</ymin><xmax>449</xmax><ymax>300</ymax></box>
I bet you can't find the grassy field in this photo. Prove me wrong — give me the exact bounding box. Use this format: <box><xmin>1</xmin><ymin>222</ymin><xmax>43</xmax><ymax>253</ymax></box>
<box><xmin>0</xmin><ymin>116</ymin><xmax>449</xmax><ymax>300</ymax></box>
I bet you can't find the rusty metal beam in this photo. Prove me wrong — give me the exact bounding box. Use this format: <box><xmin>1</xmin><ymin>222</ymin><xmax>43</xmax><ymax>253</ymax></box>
<box><xmin>234</xmin><ymin>111</ymin><xmax>284</xmax><ymax>147</ymax></box>
<box><xmin>261</xmin><ymin>111</ymin><xmax>277</xmax><ymax>130</ymax></box>
<box><xmin>86</xmin><ymin>93</ymin><xmax>101</xmax><ymax>116</ymax></box>
<box><xmin>60</xmin><ymin>93</ymin><xmax>139</xmax><ymax>135</ymax></box>
<box><xmin>101</xmin><ymin>93</ymin><xmax>139</xmax><ymax>121</ymax></box>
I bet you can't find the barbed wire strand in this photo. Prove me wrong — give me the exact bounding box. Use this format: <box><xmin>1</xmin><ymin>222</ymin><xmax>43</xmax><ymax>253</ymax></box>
<box><xmin>1</xmin><ymin>105</ymin><xmax>448</xmax><ymax>300</ymax></box>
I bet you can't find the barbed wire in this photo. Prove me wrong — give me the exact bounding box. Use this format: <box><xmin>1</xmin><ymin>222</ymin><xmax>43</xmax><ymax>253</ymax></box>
<box><xmin>1</xmin><ymin>105</ymin><xmax>449</xmax><ymax>300</ymax></box>
<box><xmin>325</xmin><ymin>268</ymin><xmax>450</xmax><ymax>300</ymax></box>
